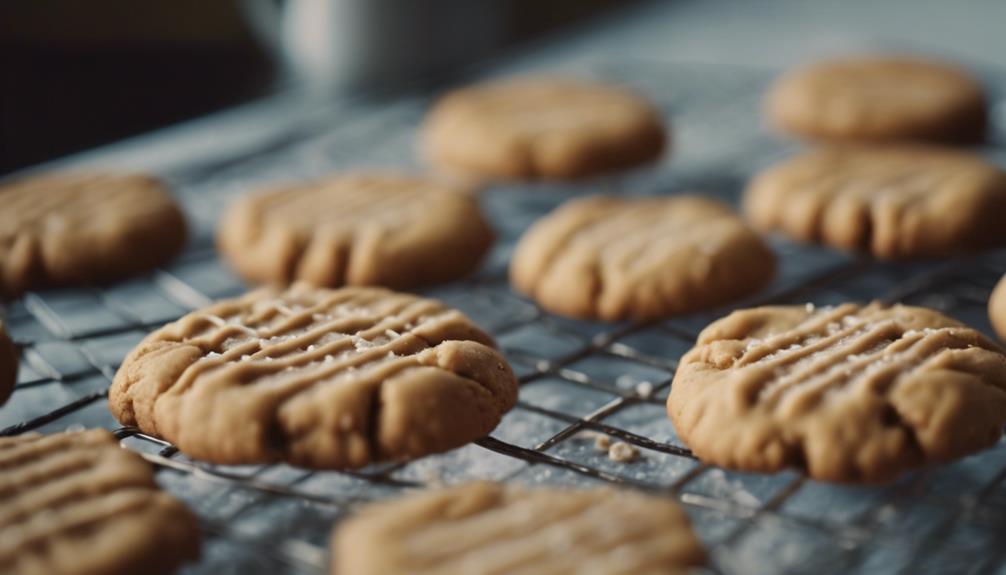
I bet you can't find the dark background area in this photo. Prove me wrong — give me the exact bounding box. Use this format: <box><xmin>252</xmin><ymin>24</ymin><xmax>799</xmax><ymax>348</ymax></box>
<box><xmin>0</xmin><ymin>0</ymin><xmax>631</xmax><ymax>175</ymax></box>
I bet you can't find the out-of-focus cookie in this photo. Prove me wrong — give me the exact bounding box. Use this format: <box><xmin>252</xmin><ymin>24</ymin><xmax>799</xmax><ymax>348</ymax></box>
<box><xmin>218</xmin><ymin>174</ymin><xmax>493</xmax><ymax>289</ymax></box>
<box><xmin>668</xmin><ymin>302</ymin><xmax>1006</xmax><ymax>483</ymax></box>
<box><xmin>0</xmin><ymin>429</ymin><xmax>200</xmax><ymax>575</ymax></box>
<box><xmin>109</xmin><ymin>284</ymin><xmax>518</xmax><ymax>469</ymax></box>
<box><xmin>990</xmin><ymin>273</ymin><xmax>1006</xmax><ymax>342</ymax></box>
<box><xmin>422</xmin><ymin>77</ymin><xmax>666</xmax><ymax>180</ymax></box>
<box><xmin>0</xmin><ymin>321</ymin><xmax>16</xmax><ymax>406</ymax></box>
<box><xmin>0</xmin><ymin>172</ymin><xmax>187</xmax><ymax>298</ymax></box>
<box><xmin>744</xmin><ymin>146</ymin><xmax>1006</xmax><ymax>259</ymax></box>
<box><xmin>510</xmin><ymin>195</ymin><xmax>775</xmax><ymax>321</ymax></box>
<box><xmin>331</xmin><ymin>481</ymin><xmax>706</xmax><ymax>575</ymax></box>
<box><xmin>767</xmin><ymin>56</ymin><xmax>987</xmax><ymax>144</ymax></box>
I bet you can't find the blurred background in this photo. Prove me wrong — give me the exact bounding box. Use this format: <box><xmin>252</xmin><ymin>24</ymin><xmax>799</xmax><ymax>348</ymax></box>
<box><xmin>4</xmin><ymin>0</ymin><xmax>1006</xmax><ymax>175</ymax></box>
<box><xmin>0</xmin><ymin>0</ymin><xmax>629</xmax><ymax>174</ymax></box>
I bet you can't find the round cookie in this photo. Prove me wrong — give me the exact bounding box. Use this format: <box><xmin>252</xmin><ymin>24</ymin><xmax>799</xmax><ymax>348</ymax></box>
<box><xmin>422</xmin><ymin>77</ymin><xmax>666</xmax><ymax>180</ymax></box>
<box><xmin>767</xmin><ymin>56</ymin><xmax>987</xmax><ymax>144</ymax></box>
<box><xmin>218</xmin><ymin>174</ymin><xmax>493</xmax><ymax>289</ymax></box>
<box><xmin>0</xmin><ymin>321</ymin><xmax>17</xmax><ymax>406</ymax></box>
<box><xmin>744</xmin><ymin>146</ymin><xmax>1006</xmax><ymax>259</ymax></box>
<box><xmin>332</xmin><ymin>481</ymin><xmax>706</xmax><ymax>575</ymax></box>
<box><xmin>0</xmin><ymin>172</ymin><xmax>187</xmax><ymax>299</ymax></box>
<box><xmin>668</xmin><ymin>302</ymin><xmax>1006</xmax><ymax>483</ymax></box>
<box><xmin>110</xmin><ymin>283</ymin><xmax>518</xmax><ymax>469</ymax></box>
<box><xmin>510</xmin><ymin>195</ymin><xmax>776</xmax><ymax>322</ymax></box>
<box><xmin>990</xmin><ymin>273</ymin><xmax>1006</xmax><ymax>342</ymax></box>
<box><xmin>0</xmin><ymin>429</ymin><xmax>200</xmax><ymax>574</ymax></box>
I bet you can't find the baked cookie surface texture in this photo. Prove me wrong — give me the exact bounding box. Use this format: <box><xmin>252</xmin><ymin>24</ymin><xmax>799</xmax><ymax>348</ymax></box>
<box><xmin>511</xmin><ymin>195</ymin><xmax>775</xmax><ymax>321</ymax></box>
<box><xmin>218</xmin><ymin>174</ymin><xmax>493</xmax><ymax>289</ymax></box>
<box><xmin>110</xmin><ymin>284</ymin><xmax>518</xmax><ymax>469</ymax></box>
<box><xmin>767</xmin><ymin>56</ymin><xmax>987</xmax><ymax>144</ymax></box>
<box><xmin>0</xmin><ymin>429</ymin><xmax>200</xmax><ymax>575</ymax></box>
<box><xmin>668</xmin><ymin>302</ymin><xmax>1006</xmax><ymax>482</ymax></box>
<box><xmin>744</xmin><ymin>146</ymin><xmax>1006</xmax><ymax>259</ymax></box>
<box><xmin>0</xmin><ymin>172</ymin><xmax>187</xmax><ymax>298</ymax></box>
<box><xmin>332</xmin><ymin>481</ymin><xmax>706</xmax><ymax>575</ymax></box>
<box><xmin>422</xmin><ymin>77</ymin><xmax>667</xmax><ymax>180</ymax></box>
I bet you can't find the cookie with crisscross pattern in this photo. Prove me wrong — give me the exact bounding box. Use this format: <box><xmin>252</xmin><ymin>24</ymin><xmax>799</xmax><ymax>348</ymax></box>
<box><xmin>0</xmin><ymin>430</ymin><xmax>200</xmax><ymax>575</ymax></box>
<box><xmin>110</xmin><ymin>284</ymin><xmax>518</xmax><ymax>469</ymax></box>
<box><xmin>668</xmin><ymin>302</ymin><xmax>1006</xmax><ymax>482</ymax></box>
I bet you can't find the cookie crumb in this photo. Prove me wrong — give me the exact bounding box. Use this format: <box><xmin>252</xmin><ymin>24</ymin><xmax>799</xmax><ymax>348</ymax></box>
<box><xmin>594</xmin><ymin>434</ymin><xmax>611</xmax><ymax>452</ymax></box>
<box><xmin>608</xmin><ymin>441</ymin><xmax>639</xmax><ymax>463</ymax></box>
<box><xmin>635</xmin><ymin>381</ymin><xmax>654</xmax><ymax>399</ymax></box>
<box><xmin>577</xmin><ymin>431</ymin><xmax>611</xmax><ymax>451</ymax></box>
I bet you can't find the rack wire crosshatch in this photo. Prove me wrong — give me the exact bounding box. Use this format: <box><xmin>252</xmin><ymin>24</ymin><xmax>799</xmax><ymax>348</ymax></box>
<box><xmin>4</xmin><ymin>61</ymin><xmax>1006</xmax><ymax>575</ymax></box>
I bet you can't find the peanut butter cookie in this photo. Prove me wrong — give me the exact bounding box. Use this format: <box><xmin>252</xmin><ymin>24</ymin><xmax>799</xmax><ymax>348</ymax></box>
<box><xmin>767</xmin><ymin>56</ymin><xmax>987</xmax><ymax>144</ymax></box>
<box><xmin>332</xmin><ymin>481</ymin><xmax>705</xmax><ymax>575</ymax></box>
<box><xmin>0</xmin><ymin>321</ymin><xmax>16</xmax><ymax>406</ymax></box>
<box><xmin>218</xmin><ymin>174</ymin><xmax>493</xmax><ymax>289</ymax></box>
<box><xmin>511</xmin><ymin>195</ymin><xmax>775</xmax><ymax>321</ymax></box>
<box><xmin>990</xmin><ymin>273</ymin><xmax>1006</xmax><ymax>342</ymax></box>
<box><xmin>0</xmin><ymin>429</ymin><xmax>200</xmax><ymax>575</ymax></box>
<box><xmin>0</xmin><ymin>172</ymin><xmax>186</xmax><ymax>298</ymax></box>
<box><xmin>744</xmin><ymin>146</ymin><xmax>1006</xmax><ymax>259</ymax></box>
<box><xmin>422</xmin><ymin>77</ymin><xmax>666</xmax><ymax>180</ymax></box>
<box><xmin>110</xmin><ymin>284</ymin><xmax>518</xmax><ymax>469</ymax></box>
<box><xmin>668</xmin><ymin>302</ymin><xmax>1006</xmax><ymax>482</ymax></box>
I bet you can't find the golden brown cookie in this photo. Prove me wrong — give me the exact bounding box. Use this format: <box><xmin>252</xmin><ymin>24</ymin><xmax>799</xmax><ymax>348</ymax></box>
<box><xmin>218</xmin><ymin>174</ymin><xmax>493</xmax><ymax>289</ymax></box>
<box><xmin>990</xmin><ymin>273</ymin><xmax>1006</xmax><ymax>342</ymax></box>
<box><xmin>767</xmin><ymin>56</ymin><xmax>987</xmax><ymax>144</ymax></box>
<box><xmin>0</xmin><ymin>321</ymin><xmax>16</xmax><ymax>406</ymax></box>
<box><xmin>110</xmin><ymin>284</ymin><xmax>518</xmax><ymax>469</ymax></box>
<box><xmin>744</xmin><ymin>146</ymin><xmax>1006</xmax><ymax>259</ymax></box>
<box><xmin>0</xmin><ymin>429</ymin><xmax>200</xmax><ymax>575</ymax></box>
<box><xmin>422</xmin><ymin>77</ymin><xmax>667</xmax><ymax>180</ymax></box>
<box><xmin>668</xmin><ymin>302</ymin><xmax>1006</xmax><ymax>483</ymax></box>
<box><xmin>510</xmin><ymin>195</ymin><xmax>775</xmax><ymax>322</ymax></box>
<box><xmin>0</xmin><ymin>172</ymin><xmax>187</xmax><ymax>299</ymax></box>
<box><xmin>332</xmin><ymin>481</ymin><xmax>706</xmax><ymax>575</ymax></box>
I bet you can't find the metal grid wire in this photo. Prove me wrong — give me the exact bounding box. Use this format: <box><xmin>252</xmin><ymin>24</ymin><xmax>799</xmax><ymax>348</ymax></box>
<box><xmin>4</xmin><ymin>61</ymin><xmax>1006</xmax><ymax>575</ymax></box>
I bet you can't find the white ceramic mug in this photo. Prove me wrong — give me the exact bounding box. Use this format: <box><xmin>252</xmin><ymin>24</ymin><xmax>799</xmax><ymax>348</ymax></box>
<box><xmin>242</xmin><ymin>0</ymin><xmax>504</xmax><ymax>93</ymax></box>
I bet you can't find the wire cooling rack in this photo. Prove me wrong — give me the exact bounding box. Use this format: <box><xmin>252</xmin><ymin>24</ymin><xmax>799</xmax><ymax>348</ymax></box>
<box><xmin>4</xmin><ymin>61</ymin><xmax>1006</xmax><ymax>575</ymax></box>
